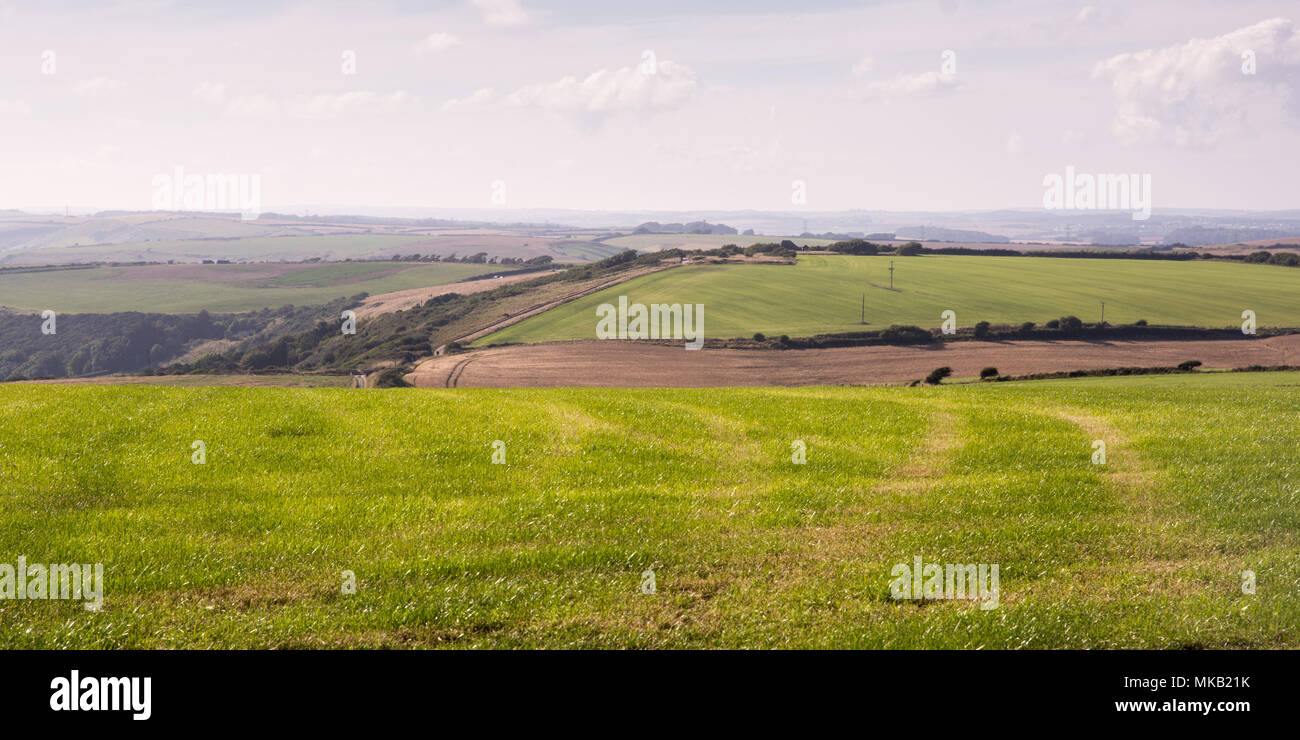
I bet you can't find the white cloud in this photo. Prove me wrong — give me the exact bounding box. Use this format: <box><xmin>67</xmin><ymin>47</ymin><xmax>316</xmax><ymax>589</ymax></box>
<box><xmin>443</xmin><ymin>58</ymin><xmax>698</xmax><ymax>128</ymax></box>
<box><xmin>505</xmin><ymin>60</ymin><xmax>697</xmax><ymax>113</ymax></box>
<box><xmin>72</xmin><ymin>77</ymin><xmax>125</xmax><ymax>97</ymax></box>
<box><xmin>227</xmin><ymin>90</ymin><xmax>416</xmax><ymax>120</ymax></box>
<box><xmin>862</xmin><ymin>70</ymin><xmax>959</xmax><ymax>98</ymax></box>
<box><xmin>1092</xmin><ymin>17</ymin><xmax>1300</xmax><ymax>148</ymax></box>
<box><xmin>415</xmin><ymin>32</ymin><xmax>461</xmax><ymax>55</ymax></box>
<box><xmin>850</xmin><ymin>56</ymin><xmax>874</xmax><ymax>77</ymax></box>
<box><xmin>442</xmin><ymin>87</ymin><xmax>496</xmax><ymax>111</ymax></box>
<box><xmin>0</xmin><ymin>99</ymin><xmax>31</xmax><ymax>115</ymax></box>
<box><xmin>192</xmin><ymin>82</ymin><xmax>227</xmax><ymax>104</ymax></box>
<box><xmin>472</xmin><ymin>0</ymin><xmax>528</xmax><ymax>27</ymax></box>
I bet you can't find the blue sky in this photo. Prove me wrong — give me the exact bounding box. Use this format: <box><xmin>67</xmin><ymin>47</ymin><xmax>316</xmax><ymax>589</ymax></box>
<box><xmin>0</xmin><ymin>0</ymin><xmax>1297</xmax><ymax>213</ymax></box>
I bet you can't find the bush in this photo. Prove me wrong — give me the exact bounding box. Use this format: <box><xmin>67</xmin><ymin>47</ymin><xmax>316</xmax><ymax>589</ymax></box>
<box><xmin>924</xmin><ymin>366</ymin><xmax>952</xmax><ymax>385</ymax></box>
<box><xmin>1019</xmin><ymin>321</ymin><xmax>1035</xmax><ymax>333</ymax></box>
<box><xmin>879</xmin><ymin>325</ymin><xmax>933</xmax><ymax>344</ymax></box>
<box><xmin>753</xmin><ymin>332</ymin><xmax>766</xmax><ymax>342</ymax></box>
<box><xmin>1178</xmin><ymin>360</ymin><xmax>1202</xmax><ymax>371</ymax></box>
<box><xmin>979</xmin><ymin>366</ymin><xmax>999</xmax><ymax>379</ymax></box>
<box><xmin>373</xmin><ymin>368</ymin><xmax>411</xmax><ymax>388</ymax></box>
<box><xmin>897</xmin><ymin>242</ymin><xmax>923</xmax><ymax>256</ymax></box>
<box><xmin>973</xmin><ymin>321</ymin><xmax>991</xmax><ymax>339</ymax></box>
<box><xmin>1045</xmin><ymin>319</ymin><xmax>1060</xmax><ymax>329</ymax></box>
<box><xmin>1058</xmin><ymin>315</ymin><xmax>1084</xmax><ymax>332</ymax></box>
<box><xmin>1134</xmin><ymin>319</ymin><xmax>1148</xmax><ymax>326</ymax></box>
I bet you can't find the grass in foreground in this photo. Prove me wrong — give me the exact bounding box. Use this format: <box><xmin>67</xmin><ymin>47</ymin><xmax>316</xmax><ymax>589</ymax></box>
<box><xmin>0</xmin><ymin>372</ymin><xmax>1296</xmax><ymax>648</ymax></box>
<box><xmin>479</xmin><ymin>254</ymin><xmax>1300</xmax><ymax>344</ymax></box>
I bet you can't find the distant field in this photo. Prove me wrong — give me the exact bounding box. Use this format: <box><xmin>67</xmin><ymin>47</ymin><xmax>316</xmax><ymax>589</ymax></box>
<box><xmin>549</xmin><ymin>240</ymin><xmax>630</xmax><ymax>261</ymax></box>
<box><xmin>0</xmin><ymin>372</ymin><xmax>1294</xmax><ymax>648</ymax></box>
<box><xmin>1</xmin><ymin>234</ymin><xmax>432</xmax><ymax>265</ymax></box>
<box><xmin>603</xmin><ymin>234</ymin><xmax>837</xmax><ymax>251</ymax></box>
<box><xmin>480</xmin><ymin>254</ymin><xmax>1300</xmax><ymax>343</ymax></box>
<box><xmin>0</xmin><ymin>261</ymin><xmax>505</xmax><ymax>313</ymax></box>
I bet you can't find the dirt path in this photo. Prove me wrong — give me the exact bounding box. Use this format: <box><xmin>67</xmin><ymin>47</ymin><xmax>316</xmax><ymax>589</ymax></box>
<box><xmin>405</xmin><ymin>334</ymin><xmax>1300</xmax><ymax>388</ymax></box>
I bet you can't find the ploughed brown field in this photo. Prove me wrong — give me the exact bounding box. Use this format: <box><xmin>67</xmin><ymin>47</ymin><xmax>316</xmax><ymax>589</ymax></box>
<box><xmin>406</xmin><ymin>334</ymin><xmax>1300</xmax><ymax>388</ymax></box>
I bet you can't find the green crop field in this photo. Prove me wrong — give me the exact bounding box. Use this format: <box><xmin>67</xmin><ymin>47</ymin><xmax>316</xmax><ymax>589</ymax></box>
<box><xmin>0</xmin><ymin>261</ymin><xmax>505</xmax><ymax>313</ymax></box>
<box><xmin>478</xmin><ymin>254</ymin><xmax>1300</xmax><ymax>344</ymax></box>
<box><xmin>0</xmin><ymin>372</ymin><xmax>1295</xmax><ymax>649</ymax></box>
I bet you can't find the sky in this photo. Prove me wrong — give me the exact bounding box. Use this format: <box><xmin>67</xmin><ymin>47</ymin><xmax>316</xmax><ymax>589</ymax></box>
<box><xmin>0</xmin><ymin>0</ymin><xmax>1298</xmax><ymax>214</ymax></box>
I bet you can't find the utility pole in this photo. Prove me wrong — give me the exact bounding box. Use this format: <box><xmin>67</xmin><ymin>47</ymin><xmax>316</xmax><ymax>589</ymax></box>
<box><xmin>1100</xmin><ymin>301</ymin><xmax>1105</xmax><ymax>324</ymax></box>
<box><xmin>889</xmin><ymin>261</ymin><xmax>895</xmax><ymax>290</ymax></box>
<box><xmin>861</xmin><ymin>293</ymin><xmax>865</xmax><ymax>324</ymax></box>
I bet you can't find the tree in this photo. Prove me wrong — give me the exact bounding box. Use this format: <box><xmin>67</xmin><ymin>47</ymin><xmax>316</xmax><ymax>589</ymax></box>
<box><xmin>1059</xmin><ymin>315</ymin><xmax>1083</xmax><ymax>332</ymax></box>
<box><xmin>753</xmin><ymin>332</ymin><xmax>766</xmax><ymax>342</ymax></box>
<box><xmin>924</xmin><ymin>366</ymin><xmax>952</xmax><ymax>385</ymax></box>
<box><xmin>898</xmin><ymin>242</ymin><xmax>923</xmax><ymax>256</ymax></box>
<box><xmin>973</xmin><ymin>321</ymin><xmax>991</xmax><ymax>339</ymax></box>
<box><xmin>980</xmin><ymin>366</ymin><xmax>999</xmax><ymax>380</ymax></box>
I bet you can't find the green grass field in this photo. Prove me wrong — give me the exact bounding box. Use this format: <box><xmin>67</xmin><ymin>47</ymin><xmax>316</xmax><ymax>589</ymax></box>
<box><xmin>479</xmin><ymin>254</ymin><xmax>1300</xmax><ymax>344</ymax></box>
<box><xmin>0</xmin><ymin>372</ymin><xmax>1295</xmax><ymax>648</ymax></box>
<box><xmin>0</xmin><ymin>261</ymin><xmax>504</xmax><ymax>313</ymax></box>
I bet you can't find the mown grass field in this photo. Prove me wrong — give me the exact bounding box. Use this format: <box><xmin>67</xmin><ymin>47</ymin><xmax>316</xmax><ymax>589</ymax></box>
<box><xmin>0</xmin><ymin>372</ymin><xmax>1295</xmax><ymax>648</ymax></box>
<box><xmin>0</xmin><ymin>261</ymin><xmax>504</xmax><ymax>313</ymax></box>
<box><xmin>480</xmin><ymin>254</ymin><xmax>1300</xmax><ymax>344</ymax></box>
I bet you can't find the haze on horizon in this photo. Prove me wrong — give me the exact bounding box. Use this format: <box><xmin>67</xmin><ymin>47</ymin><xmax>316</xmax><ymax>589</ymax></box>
<box><xmin>1</xmin><ymin>0</ymin><xmax>1298</xmax><ymax>214</ymax></box>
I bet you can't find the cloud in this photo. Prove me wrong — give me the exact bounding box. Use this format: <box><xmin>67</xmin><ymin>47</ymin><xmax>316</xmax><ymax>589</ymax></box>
<box><xmin>0</xmin><ymin>99</ymin><xmax>31</xmax><ymax>115</ymax></box>
<box><xmin>415</xmin><ymin>32</ymin><xmax>461</xmax><ymax>55</ymax></box>
<box><xmin>72</xmin><ymin>77</ymin><xmax>125</xmax><ymax>97</ymax></box>
<box><xmin>862</xmin><ymin>70</ymin><xmax>959</xmax><ymax>98</ymax></box>
<box><xmin>507</xmin><ymin>60</ymin><xmax>696</xmax><ymax>113</ymax></box>
<box><xmin>472</xmin><ymin>0</ymin><xmax>528</xmax><ymax>27</ymax></box>
<box><xmin>850</xmin><ymin>56</ymin><xmax>874</xmax><ymax>77</ymax></box>
<box><xmin>442</xmin><ymin>87</ymin><xmax>496</xmax><ymax>111</ymax></box>
<box><xmin>192</xmin><ymin>82</ymin><xmax>227</xmax><ymax>104</ymax></box>
<box><xmin>1092</xmin><ymin>17</ymin><xmax>1300</xmax><ymax>148</ymax></box>
<box><xmin>227</xmin><ymin>90</ymin><xmax>416</xmax><ymax>120</ymax></box>
<box><xmin>444</xmin><ymin>58</ymin><xmax>698</xmax><ymax>125</ymax></box>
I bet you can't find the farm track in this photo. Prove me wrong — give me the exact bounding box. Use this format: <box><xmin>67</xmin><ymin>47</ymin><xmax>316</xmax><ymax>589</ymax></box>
<box><xmin>413</xmin><ymin>264</ymin><xmax>679</xmax><ymax>383</ymax></box>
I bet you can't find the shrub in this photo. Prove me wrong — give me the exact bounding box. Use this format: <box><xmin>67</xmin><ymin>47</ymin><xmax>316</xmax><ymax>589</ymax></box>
<box><xmin>880</xmin><ymin>325</ymin><xmax>933</xmax><ymax>344</ymax></box>
<box><xmin>753</xmin><ymin>332</ymin><xmax>766</xmax><ymax>342</ymax></box>
<box><xmin>973</xmin><ymin>321</ymin><xmax>991</xmax><ymax>339</ymax></box>
<box><xmin>1019</xmin><ymin>321</ymin><xmax>1035</xmax><ymax>333</ymax></box>
<box><xmin>1045</xmin><ymin>319</ymin><xmax>1060</xmax><ymax>329</ymax></box>
<box><xmin>1058</xmin><ymin>315</ymin><xmax>1083</xmax><ymax>332</ymax></box>
<box><xmin>373</xmin><ymin>368</ymin><xmax>411</xmax><ymax>388</ymax></box>
<box><xmin>1178</xmin><ymin>360</ymin><xmax>1202</xmax><ymax>371</ymax></box>
<box><xmin>897</xmin><ymin>242</ymin><xmax>923</xmax><ymax>256</ymax></box>
<box><xmin>979</xmin><ymin>366</ymin><xmax>999</xmax><ymax>379</ymax></box>
<box><xmin>924</xmin><ymin>366</ymin><xmax>952</xmax><ymax>385</ymax></box>
<box><xmin>1134</xmin><ymin>319</ymin><xmax>1148</xmax><ymax>326</ymax></box>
